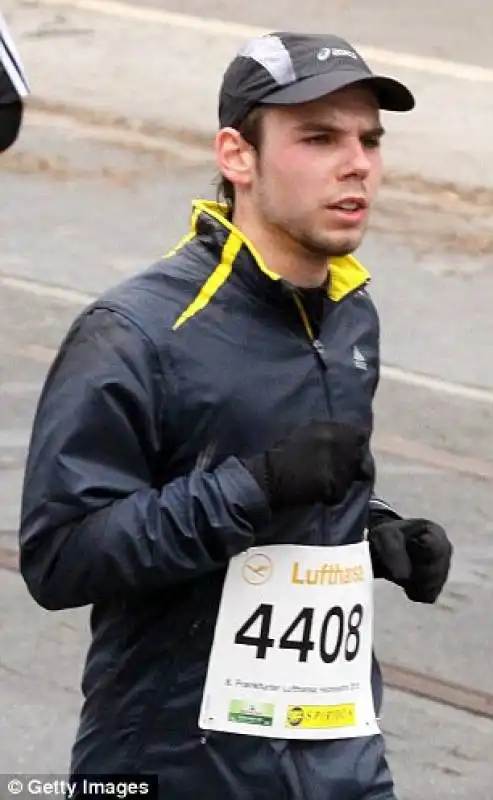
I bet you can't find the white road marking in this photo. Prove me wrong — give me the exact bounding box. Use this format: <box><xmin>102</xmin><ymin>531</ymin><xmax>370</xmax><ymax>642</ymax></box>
<box><xmin>380</xmin><ymin>365</ymin><xmax>493</xmax><ymax>404</ymax></box>
<box><xmin>0</xmin><ymin>430</ymin><xmax>31</xmax><ymax>448</ymax></box>
<box><xmin>3</xmin><ymin>271</ymin><xmax>493</xmax><ymax>404</ymax></box>
<box><xmin>0</xmin><ymin>381</ymin><xmax>43</xmax><ymax>395</ymax></box>
<box><xmin>37</xmin><ymin>0</ymin><xmax>493</xmax><ymax>83</ymax></box>
<box><xmin>0</xmin><ymin>274</ymin><xmax>95</xmax><ymax>305</ymax></box>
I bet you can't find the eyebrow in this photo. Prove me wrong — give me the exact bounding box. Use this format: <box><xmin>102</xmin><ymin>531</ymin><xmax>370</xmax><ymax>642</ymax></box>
<box><xmin>296</xmin><ymin>122</ymin><xmax>386</xmax><ymax>138</ymax></box>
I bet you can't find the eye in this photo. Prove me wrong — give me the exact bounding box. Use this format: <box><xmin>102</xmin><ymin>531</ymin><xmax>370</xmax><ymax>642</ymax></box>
<box><xmin>361</xmin><ymin>135</ymin><xmax>381</xmax><ymax>149</ymax></box>
<box><xmin>304</xmin><ymin>134</ymin><xmax>332</xmax><ymax>145</ymax></box>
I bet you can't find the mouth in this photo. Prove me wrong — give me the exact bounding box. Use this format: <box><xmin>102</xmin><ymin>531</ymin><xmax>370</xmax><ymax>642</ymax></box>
<box><xmin>326</xmin><ymin>197</ymin><xmax>368</xmax><ymax>224</ymax></box>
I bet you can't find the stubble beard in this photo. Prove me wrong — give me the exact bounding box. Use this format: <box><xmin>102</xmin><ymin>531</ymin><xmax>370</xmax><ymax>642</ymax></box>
<box><xmin>254</xmin><ymin>180</ymin><xmax>368</xmax><ymax>259</ymax></box>
<box><xmin>281</xmin><ymin>217</ymin><xmax>368</xmax><ymax>259</ymax></box>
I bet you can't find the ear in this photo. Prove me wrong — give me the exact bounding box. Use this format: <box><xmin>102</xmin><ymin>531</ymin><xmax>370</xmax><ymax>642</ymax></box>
<box><xmin>215</xmin><ymin>127</ymin><xmax>257</xmax><ymax>191</ymax></box>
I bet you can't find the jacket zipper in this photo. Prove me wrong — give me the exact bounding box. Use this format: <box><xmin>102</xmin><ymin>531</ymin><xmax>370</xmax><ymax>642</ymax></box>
<box><xmin>291</xmin><ymin>281</ymin><xmax>370</xmax><ymax>416</ymax></box>
<box><xmin>291</xmin><ymin>292</ymin><xmax>332</xmax><ymax>415</ymax></box>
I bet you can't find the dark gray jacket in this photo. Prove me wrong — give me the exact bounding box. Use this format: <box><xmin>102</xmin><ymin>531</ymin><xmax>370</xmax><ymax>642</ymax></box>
<box><xmin>19</xmin><ymin>200</ymin><xmax>397</xmax><ymax>799</ymax></box>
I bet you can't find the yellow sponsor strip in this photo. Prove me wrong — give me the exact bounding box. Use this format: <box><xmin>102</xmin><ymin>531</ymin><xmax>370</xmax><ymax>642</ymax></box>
<box><xmin>285</xmin><ymin>703</ymin><xmax>356</xmax><ymax>729</ymax></box>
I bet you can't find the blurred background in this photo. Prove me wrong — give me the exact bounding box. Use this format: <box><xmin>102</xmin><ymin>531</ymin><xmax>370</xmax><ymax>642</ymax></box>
<box><xmin>0</xmin><ymin>2</ymin><xmax>492</xmax><ymax>797</ymax></box>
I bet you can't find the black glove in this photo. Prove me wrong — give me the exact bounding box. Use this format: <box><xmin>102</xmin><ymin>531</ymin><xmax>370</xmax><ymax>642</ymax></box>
<box><xmin>242</xmin><ymin>421</ymin><xmax>370</xmax><ymax>510</ymax></box>
<box><xmin>370</xmin><ymin>516</ymin><xmax>453</xmax><ymax>603</ymax></box>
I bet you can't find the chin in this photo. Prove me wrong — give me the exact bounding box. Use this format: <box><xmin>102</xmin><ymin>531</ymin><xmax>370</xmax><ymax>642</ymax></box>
<box><xmin>315</xmin><ymin>233</ymin><xmax>363</xmax><ymax>257</ymax></box>
<box><xmin>327</xmin><ymin>242</ymin><xmax>358</xmax><ymax>257</ymax></box>
<box><xmin>330</xmin><ymin>224</ymin><xmax>368</xmax><ymax>254</ymax></box>
<box><xmin>294</xmin><ymin>223</ymin><xmax>366</xmax><ymax>258</ymax></box>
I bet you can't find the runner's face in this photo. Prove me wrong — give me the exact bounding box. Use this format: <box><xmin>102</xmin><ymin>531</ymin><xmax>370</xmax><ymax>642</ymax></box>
<box><xmin>249</xmin><ymin>86</ymin><xmax>383</xmax><ymax>257</ymax></box>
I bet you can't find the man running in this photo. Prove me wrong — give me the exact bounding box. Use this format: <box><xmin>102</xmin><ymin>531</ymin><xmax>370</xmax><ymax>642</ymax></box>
<box><xmin>19</xmin><ymin>32</ymin><xmax>452</xmax><ymax>799</ymax></box>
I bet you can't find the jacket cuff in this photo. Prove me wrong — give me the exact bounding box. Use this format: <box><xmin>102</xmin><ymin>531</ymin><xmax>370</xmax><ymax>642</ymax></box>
<box><xmin>368</xmin><ymin>495</ymin><xmax>402</xmax><ymax>529</ymax></box>
<box><xmin>214</xmin><ymin>456</ymin><xmax>273</xmax><ymax>529</ymax></box>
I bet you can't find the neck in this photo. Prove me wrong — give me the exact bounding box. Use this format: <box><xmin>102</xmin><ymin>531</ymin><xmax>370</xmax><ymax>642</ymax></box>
<box><xmin>232</xmin><ymin>208</ymin><xmax>328</xmax><ymax>289</ymax></box>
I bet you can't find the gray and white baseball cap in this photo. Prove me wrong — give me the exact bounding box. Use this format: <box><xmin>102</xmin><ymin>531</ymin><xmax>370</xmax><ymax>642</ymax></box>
<box><xmin>219</xmin><ymin>32</ymin><xmax>414</xmax><ymax>129</ymax></box>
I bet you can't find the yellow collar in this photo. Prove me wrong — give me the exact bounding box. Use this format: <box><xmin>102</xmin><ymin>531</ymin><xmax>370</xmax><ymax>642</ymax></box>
<box><xmin>191</xmin><ymin>200</ymin><xmax>370</xmax><ymax>302</ymax></box>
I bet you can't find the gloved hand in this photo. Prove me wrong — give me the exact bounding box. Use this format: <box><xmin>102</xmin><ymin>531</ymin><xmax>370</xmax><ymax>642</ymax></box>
<box><xmin>370</xmin><ymin>516</ymin><xmax>453</xmax><ymax>603</ymax></box>
<box><xmin>242</xmin><ymin>420</ymin><xmax>371</xmax><ymax>510</ymax></box>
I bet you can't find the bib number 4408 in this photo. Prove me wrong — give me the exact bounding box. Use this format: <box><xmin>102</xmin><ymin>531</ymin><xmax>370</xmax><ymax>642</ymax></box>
<box><xmin>234</xmin><ymin>603</ymin><xmax>363</xmax><ymax>664</ymax></box>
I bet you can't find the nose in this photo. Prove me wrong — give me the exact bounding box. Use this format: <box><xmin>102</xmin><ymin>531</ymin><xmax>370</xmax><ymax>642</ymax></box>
<box><xmin>339</xmin><ymin>138</ymin><xmax>372</xmax><ymax>180</ymax></box>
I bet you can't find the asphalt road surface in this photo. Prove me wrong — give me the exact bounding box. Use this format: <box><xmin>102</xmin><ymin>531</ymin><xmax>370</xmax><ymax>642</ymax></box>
<box><xmin>1</xmin><ymin>2</ymin><xmax>492</xmax><ymax>798</ymax></box>
<box><xmin>4</xmin><ymin>0</ymin><xmax>493</xmax><ymax>188</ymax></box>
<box><xmin>140</xmin><ymin>0</ymin><xmax>493</xmax><ymax>68</ymax></box>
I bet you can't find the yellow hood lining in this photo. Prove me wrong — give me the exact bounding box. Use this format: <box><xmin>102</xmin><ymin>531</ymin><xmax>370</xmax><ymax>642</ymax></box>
<box><xmin>190</xmin><ymin>200</ymin><xmax>371</xmax><ymax>302</ymax></box>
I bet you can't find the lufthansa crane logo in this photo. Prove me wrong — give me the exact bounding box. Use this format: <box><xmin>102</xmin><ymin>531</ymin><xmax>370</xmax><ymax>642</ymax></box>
<box><xmin>242</xmin><ymin>553</ymin><xmax>273</xmax><ymax>585</ymax></box>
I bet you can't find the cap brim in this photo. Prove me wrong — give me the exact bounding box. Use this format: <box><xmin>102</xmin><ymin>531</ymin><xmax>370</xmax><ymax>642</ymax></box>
<box><xmin>259</xmin><ymin>70</ymin><xmax>415</xmax><ymax>112</ymax></box>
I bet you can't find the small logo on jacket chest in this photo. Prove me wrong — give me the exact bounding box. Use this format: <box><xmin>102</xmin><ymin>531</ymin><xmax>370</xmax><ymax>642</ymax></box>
<box><xmin>352</xmin><ymin>345</ymin><xmax>368</xmax><ymax>371</ymax></box>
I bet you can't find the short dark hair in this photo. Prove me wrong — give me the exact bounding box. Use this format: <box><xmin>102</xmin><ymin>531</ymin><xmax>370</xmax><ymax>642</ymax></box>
<box><xmin>216</xmin><ymin>106</ymin><xmax>265</xmax><ymax>212</ymax></box>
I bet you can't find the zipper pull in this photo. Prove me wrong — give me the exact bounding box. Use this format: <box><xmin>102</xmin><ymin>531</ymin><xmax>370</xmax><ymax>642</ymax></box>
<box><xmin>312</xmin><ymin>339</ymin><xmax>328</xmax><ymax>370</ymax></box>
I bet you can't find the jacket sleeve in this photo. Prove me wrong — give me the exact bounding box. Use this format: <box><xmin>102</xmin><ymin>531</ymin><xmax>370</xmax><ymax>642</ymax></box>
<box><xmin>19</xmin><ymin>307</ymin><xmax>271</xmax><ymax>611</ymax></box>
<box><xmin>368</xmin><ymin>492</ymin><xmax>402</xmax><ymax>530</ymax></box>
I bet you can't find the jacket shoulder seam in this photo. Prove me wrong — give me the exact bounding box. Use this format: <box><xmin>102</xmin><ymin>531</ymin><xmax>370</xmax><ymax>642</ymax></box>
<box><xmin>85</xmin><ymin>302</ymin><xmax>177</xmax><ymax>423</ymax></box>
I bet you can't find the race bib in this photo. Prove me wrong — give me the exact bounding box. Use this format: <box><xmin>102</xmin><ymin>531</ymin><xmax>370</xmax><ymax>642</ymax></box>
<box><xmin>199</xmin><ymin>541</ymin><xmax>380</xmax><ymax>739</ymax></box>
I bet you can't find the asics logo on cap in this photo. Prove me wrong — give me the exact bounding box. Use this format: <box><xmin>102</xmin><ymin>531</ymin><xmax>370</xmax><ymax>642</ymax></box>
<box><xmin>317</xmin><ymin>46</ymin><xmax>359</xmax><ymax>62</ymax></box>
